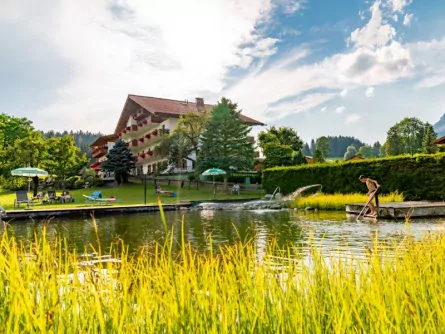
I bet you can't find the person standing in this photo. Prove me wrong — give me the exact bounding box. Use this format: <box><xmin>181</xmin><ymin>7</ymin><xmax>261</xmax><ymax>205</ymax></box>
<box><xmin>359</xmin><ymin>175</ymin><xmax>380</xmax><ymax>217</ymax></box>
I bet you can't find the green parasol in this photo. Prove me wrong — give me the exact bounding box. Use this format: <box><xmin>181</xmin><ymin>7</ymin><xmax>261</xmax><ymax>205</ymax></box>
<box><xmin>202</xmin><ymin>168</ymin><xmax>226</xmax><ymax>199</ymax></box>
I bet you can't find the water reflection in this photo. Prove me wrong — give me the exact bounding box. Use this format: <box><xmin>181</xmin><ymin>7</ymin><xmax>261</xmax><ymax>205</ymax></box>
<box><xmin>1</xmin><ymin>210</ymin><xmax>444</xmax><ymax>258</ymax></box>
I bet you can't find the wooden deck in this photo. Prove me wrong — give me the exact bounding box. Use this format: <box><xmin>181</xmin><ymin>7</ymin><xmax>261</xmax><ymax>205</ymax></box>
<box><xmin>346</xmin><ymin>201</ymin><xmax>445</xmax><ymax>219</ymax></box>
<box><xmin>2</xmin><ymin>202</ymin><xmax>193</xmax><ymax>221</ymax></box>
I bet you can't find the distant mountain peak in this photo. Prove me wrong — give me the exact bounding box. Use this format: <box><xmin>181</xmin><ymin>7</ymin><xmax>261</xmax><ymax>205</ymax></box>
<box><xmin>434</xmin><ymin>113</ymin><xmax>445</xmax><ymax>138</ymax></box>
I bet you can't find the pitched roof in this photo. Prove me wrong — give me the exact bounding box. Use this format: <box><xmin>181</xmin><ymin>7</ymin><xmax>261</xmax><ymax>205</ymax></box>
<box><xmin>433</xmin><ymin>135</ymin><xmax>445</xmax><ymax>145</ymax></box>
<box><xmin>114</xmin><ymin>94</ymin><xmax>265</xmax><ymax>134</ymax></box>
<box><xmin>90</xmin><ymin>134</ymin><xmax>118</xmax><ymax>148</ymax></box>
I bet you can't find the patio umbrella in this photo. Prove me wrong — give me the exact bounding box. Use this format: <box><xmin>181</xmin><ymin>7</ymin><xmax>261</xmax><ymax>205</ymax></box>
<box><xmin>11</xmin><ymin>167</ymin><xmax>48</xmax><ymax>194</ymax></box>
<box><xmin>201</xmin><ymin>168</ymin><xmax>226</xmax><ymax>199</ymax></box>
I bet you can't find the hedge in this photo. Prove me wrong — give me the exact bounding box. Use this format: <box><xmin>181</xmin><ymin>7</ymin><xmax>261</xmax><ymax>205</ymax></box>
<box><xmin>262</xmin><ymin>153</ymin><xmax>445</xmax><ymax>201</ymax></box>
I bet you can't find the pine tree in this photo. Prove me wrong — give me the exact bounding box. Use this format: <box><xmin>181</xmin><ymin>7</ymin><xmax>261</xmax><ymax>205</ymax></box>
<box><xmin>302</xmin><ymin>143</ymin><xmax>311</xmax><ymax>156</ymax></box>
<box><xmin>422</xmin><ymin>122</ymin><xmax>438</xmax><ymax>154</ymax></box>
<box><xmin>312</xmin><ymin>149</ymin><xmax>325</xmax><ymax>163</ymax></box>
<box><xmin>102</xmin><ymin>140</ymin><xmax>135</xmax><ymax>184</ymax></box>
<box><xmin>293</xmin><ymin>150</ymin><xmax>307</xmax><ymax>165</ymax></box>
<box><xmin>310</xmin><ymin>139</ymin><xmax>316</xmax><ymax>154</ymax></box>
<box><xmin>198</xmin><ymin>98</ymin><xmax>255</xmax><ymax>177</ymax></box>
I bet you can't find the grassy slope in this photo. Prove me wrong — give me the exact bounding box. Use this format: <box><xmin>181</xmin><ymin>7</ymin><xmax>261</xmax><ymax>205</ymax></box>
<box><xmin>0</xmin><ymin>183</ymin><xmax>265</xmax><ymax>210</ymax></box>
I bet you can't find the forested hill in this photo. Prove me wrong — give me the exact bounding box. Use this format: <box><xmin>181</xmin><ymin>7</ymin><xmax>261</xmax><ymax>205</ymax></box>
<box><xmin>41</xmin><ymin>130</ymin><xmax>102</xmax><ymax>157</ymax></box>
<box><xmin>304</xmin><ymin>136</ymin><xmax>367</xmax><ymax>158</ymax></box>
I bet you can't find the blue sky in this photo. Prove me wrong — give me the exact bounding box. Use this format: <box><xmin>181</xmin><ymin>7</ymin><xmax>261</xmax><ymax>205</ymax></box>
<box><xmin>1</xmin><ymin>0</ymin><xmax>445</xmax><ymax>145</ymax></box>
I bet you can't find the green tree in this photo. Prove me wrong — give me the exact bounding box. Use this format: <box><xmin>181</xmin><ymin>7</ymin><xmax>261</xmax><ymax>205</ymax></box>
<box><xmin>9</xmin><ymin>131</ymin><xmax>48</xmax><ymax>196</ymax></box>
<box><xmin>310</xmin><ymin>139</ymin><xmax>316</xmax><ymax>154</ymax></box>
<box><xmin>293</xmin><ymin>150</ymin><xmax>307</xmax><ymax>165</ymax></box>
<box><xmin>372</xmin><ymin>141</ymin><xmax>382</xmax><ymax>157</ymax></box>
<box><xmin>357</xmin><ymin>145</ymin><xmax>374</xmax><ymax>158</ymax></box>
<box><xmin>343</xmin><ymin>145</ymin><xmax>357</xmax><ymax>160</ymax></box>
<box><xmin>198</xmin><ymin>98</ymin><xmax>255</xmax><ymax>185</ymax></box>
<box><xmin>422</xmin><ymin>122</ymin><xmax>438</xmax><ymax>154</ymax></box>
<box><xmin>312</xmin><ymin>149</ymin><xmax>325</xmax><ymax>163</ymax></box>
<box><xmin>258</xmin><ymin>126</ymin><xmax>303</xmax><ymax>152</ymax></box>
<box><xmin>385</xmin><ymin>117</ymin><xmax>426</xmax><ymax>156</ymax></box>
<box><xmin>102</xmin><ymin>140</ymin><xmax>135</xmax><ymax>185</ymax></box>
<box><xmin>302</xmin><ymin>143</ymin><xmax>311</xmax><ymax>156</ymax></box>
<box><xmin>263</xmin><ymin>145</ymin><xmax>294</xmax><ymax>169</ymax></box>
<box><xmin>316</xmin><ymin>136</ymin><xmax>330</xmax><ymax>159</ymax></box>
<box><xmin>45</xmin><ymin>135</ymin><xmax>88</xmax><ymax>189</ymax></box>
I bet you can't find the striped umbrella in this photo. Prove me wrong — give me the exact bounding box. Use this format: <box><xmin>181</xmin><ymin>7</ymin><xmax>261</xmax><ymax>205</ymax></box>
<box><xmin>202</xmin><ymin>168</ymin><xmax>226</xmax><ymax>199</ymax></box>
<box><xmin>11</xmin><ymin>167</ymin><xmax>48</xmax><ymax>193</ymax></box>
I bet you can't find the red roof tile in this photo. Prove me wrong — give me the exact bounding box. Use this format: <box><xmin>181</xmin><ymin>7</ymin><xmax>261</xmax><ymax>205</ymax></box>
<box><xmin>114</xmin><ymin>94</ymin><xmax>264</xmax><ymax>134</ymax></box>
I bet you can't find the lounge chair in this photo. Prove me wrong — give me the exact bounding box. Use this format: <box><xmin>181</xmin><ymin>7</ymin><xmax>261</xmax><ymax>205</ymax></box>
<box><xmin>14</xmin><ymin>190</ymin><xmax>34</xmax><ymax>208</ymax></box>
<box><xmin>154</xmin><ymin>185</ymin><xmax>176</xmax><ymax>197</ymax></box>
<box><xmin>83</xmin><ymin>194</ymin><xmax>117</xmax><ymax>205</ymax></box>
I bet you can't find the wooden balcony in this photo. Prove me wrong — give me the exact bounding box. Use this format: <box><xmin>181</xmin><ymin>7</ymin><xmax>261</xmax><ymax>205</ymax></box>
<box><xmin>91</xmin><ymin>146</ymin><xmax>107</xmax><ymax>158</ymax></box>
<box><xmin>129</xmin><ymin>128</ymin><xmax>171</xmax><ymax>152</ymax></box>
<box><xmin>90</xmin><ymin>161</ymin><xmax>102</xmax><ymax>170</ymax></box>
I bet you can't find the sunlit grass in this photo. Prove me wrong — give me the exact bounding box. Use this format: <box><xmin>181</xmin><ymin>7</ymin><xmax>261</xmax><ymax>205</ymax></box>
<box><xmin>0</xmin><ymin>200</ymin><xmax>444</xmax><ymax>332</ymax></box>
<box><xmin>0</xmin><ymin>183</ymin><xmax>265</xmax><ymax>210</ymax></box>
<box><xmin>293</xmin><ymin>192</ymin><xmax>404</xmax><ymax>211</ymax></box>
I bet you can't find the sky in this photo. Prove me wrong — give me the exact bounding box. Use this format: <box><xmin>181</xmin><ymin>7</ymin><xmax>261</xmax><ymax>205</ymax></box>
<box><xmin>1</xmin><ymin>0</ymin><xmax>445</xmax><ymax>145</ymax></box>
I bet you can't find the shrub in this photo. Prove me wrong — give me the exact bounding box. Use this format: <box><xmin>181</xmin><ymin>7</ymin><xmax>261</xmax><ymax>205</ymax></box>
<box><xmin>74</xmin><ymin>179</ymin><xmax>85</xmax><ymax>189</ymax></box>
<box><xmin>262</xmin><ymin>153</ymin><xmax>445</xmax><ymax>201</ymax></box>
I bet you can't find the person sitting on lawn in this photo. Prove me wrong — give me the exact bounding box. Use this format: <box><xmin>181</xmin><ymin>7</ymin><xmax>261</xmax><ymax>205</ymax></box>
<box><xmin>231</xmin><ymin>183</ymin><xmax>240</xmax><ymax>195</ymax></box>
<box><xmin>155</xmin><ymin>185</ymin><xmax>175</xmax><ymax>196</ymax></box>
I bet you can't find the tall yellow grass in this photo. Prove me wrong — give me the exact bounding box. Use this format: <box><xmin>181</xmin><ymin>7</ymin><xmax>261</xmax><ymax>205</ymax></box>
<box><xmin>0</xmin><ymin>199</ymin><xmax>444</xmax><ymax>332</ymax></box>
<box><xmin>293</xmin><ymin>191</ymin><xmax>403</xmax><ymax>210</ymax></box>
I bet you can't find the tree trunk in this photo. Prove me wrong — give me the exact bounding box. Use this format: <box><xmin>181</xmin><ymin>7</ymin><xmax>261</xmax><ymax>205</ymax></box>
<box><xmin>32</xmin><ymin>176</ymin><xmax>38</xmax><ymax>196</ymax></box>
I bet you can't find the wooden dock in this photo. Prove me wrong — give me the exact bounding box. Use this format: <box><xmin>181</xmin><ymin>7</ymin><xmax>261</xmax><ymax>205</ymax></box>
<box><xmin>346</xmin><ymin>201</ymin><xmax>445</xmax><ymax>219</ymax></box>
<box><xmin>2</xmin><ymin>202</ymin><xmax>193</xmax><ymax>221</ymax></box>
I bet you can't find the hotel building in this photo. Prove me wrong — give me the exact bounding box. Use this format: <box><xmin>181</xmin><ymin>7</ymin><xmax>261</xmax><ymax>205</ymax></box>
<box><xmin>90</xmin><ymin>94</ymin><xmax>264</xmax><ymax>178</ymax></box>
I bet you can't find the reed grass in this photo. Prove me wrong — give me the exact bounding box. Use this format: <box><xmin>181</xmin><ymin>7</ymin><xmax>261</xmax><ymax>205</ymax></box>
<box><xmin>0</xmin><ymin>199</ymin><xmax>444</xmax><ymax>332</ymax></box>
<box><xmin>293</xmin><ymin>191</ymin><xmax>404</xmax><ymax>211</ymax></box>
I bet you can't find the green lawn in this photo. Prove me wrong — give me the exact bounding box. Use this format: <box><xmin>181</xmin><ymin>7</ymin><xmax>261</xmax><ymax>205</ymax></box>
<box><xmin>0</xmin><ymin>183</ymin><xmax>265</xmax><ymax>210</ymax></box>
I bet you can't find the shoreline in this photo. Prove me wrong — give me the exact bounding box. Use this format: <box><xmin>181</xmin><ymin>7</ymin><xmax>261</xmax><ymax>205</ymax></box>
<box><xmin>3</xmin><ymin>197</ymin><xmax>264</xmax><ymax>221</ymax></box>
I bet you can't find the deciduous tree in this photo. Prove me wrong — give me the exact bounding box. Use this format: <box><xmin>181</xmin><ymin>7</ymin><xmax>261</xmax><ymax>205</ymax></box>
<box><xmin>315</xmin><ymin>136</ymin><xmax>330</xmax><ymax>159</ymax></box>
<box><xmin>343</xmin><ymin>145</ymin><xmax>357</xmax><ymax>160</ymax></box>
<box><xmin>385</xmin><ymin>117</ymin><xmax>426</xmax><ymax>156</ymax></box>
<box><xmin>357</xmin><ymin>145</ymin><xmax>374</xmax><ymax>158</ymax></box>
<box><xmin>258</xmin><ymin>126</ymin><xmax>303</xmax><ymax>152</ymax></box>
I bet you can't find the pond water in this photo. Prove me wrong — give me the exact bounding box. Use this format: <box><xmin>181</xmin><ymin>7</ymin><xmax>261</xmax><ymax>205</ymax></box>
<box><xmin>3</xmin><ymin>209</ymin><xmax>445</xmax><ymax>257</ymax></box>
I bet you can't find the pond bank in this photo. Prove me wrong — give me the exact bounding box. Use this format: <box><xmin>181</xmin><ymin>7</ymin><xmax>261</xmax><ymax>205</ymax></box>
<box><xmin>3</xmin><ymin>197</ymin><xmax>265</xmax><ymax>221</ymax></box>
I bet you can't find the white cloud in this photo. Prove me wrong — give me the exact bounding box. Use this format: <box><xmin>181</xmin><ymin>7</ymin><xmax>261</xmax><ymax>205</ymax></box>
<box><xmin>340</xmin><ymin>89</ymin><xmax>348</xmax><ymax>97</ymax></box>
<box><xmin>349</xmin><ymin>1</ymin><xmax>396</xmax><ymax>48</ymax></box>
<box><xmin>1</xmin><ymin>0</ymin><xmax>279</xmax><ymax>132</ymax></box>
<box><xmin>410</xmin><ymin>38</ymin><xmax>445</xmax><ymax>88</ymax></box>
<box><xmin>365</xmin><ymin>87</ymin><xmax>375</xmax><ymax>98</ymax></box>
<box><xmin>280</xmin><ymin>0</ymin><xmax>305</xmax><ymax>14</ymax></box>
<box><xmin>393</xmin><ymin>14</ymin><xmax>398</xmax><ymax>22</ymax></box>
<box><xmin>388</xmin><ymin>0</ymin><xmax>412</xmax><ymax>13</ymax></box>
<box><xmin>403</xmin><ymin>13</ymin><xmax>414</xmax><ymax>26</ymax></box>
<box><xmin>267</xmin><ymin>93</ymin><xmax>336</xmax><ymax>118</ymax></box>
<box><xmin>359</xmin><ymin>10</ymin><xmax>366</xmax><ymax>20</ymax></box>
<box><xmin>321</xmin><ymin>106</ymin><xmax>327</xmax><ymax>113</ymax></box>
<box><xmin>335</xmin><ymin>106</ymin><xmax>346</xmax><ymax>114</ymax></box>
<box><xmin>346</xmin><ymin>114</ymin><xmax>361</xmax><ymax>124</ymax></box>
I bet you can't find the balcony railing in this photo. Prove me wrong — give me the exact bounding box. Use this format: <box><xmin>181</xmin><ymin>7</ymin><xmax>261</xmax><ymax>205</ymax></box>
<box><xmin>90</xmin><ymin>161</ymin><xmax>101</xmax><ymax>170</ymax></box>
<box><xmin>91</xmin><ymin>146</ymin><xmax>107</xmax><ymax>158</ymax></box>
<box><xmin>137</xmin><ymin>149</ymin><xmax>155</xmax><ymax>163</ymax></box>
<box><xmin>129</xmin><ymin>128</ymin><xmax>170</xmax><ymax>151</ymax></box>
<box><xmin>118</xmin><ymin>117</ymin><xmax>163</xmax><ymax>139</ymax></box>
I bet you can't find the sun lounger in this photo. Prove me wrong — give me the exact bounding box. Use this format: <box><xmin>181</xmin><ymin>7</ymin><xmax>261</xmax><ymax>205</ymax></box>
<box><xmin>83</xmin><ymin>195</ymin><xmax>117</xmax><ymax>205</ymax></box>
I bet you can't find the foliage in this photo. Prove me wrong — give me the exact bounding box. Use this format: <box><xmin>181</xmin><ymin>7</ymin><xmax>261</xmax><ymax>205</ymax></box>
<box><xmin>42</xmin><ymin>130</ymin><xmax>102</xmax><ymax>160</ymax></box>
<box><xmin>258</xmin><ymin>126</ymin><xmax>303</xmax><ymax>152</ymax></box>
<box><xmin>422</xmin><ymin>122</ymin><xmax>438</xmax><ymax>154</ymax></box>
<box><xmin>372</xmin><ymin>141</ymin><xmax>382</xmax><ymax>157</ymax></box>
<box><xmin>357</xmin><ymin>145</ymin><xmax>374</xmax><ymax>158</ymax></box>
<box><xmin>343</xmin><ymin>145</ymin><xmax>357</xmax><ymax>160</ymax></box>
<box><xmin>102</xmin><ymin>140</ymin><xmax>135</xmax><ymax>184</ymax></box>
<box><xmin>263</xmin><ymin>145</ymin><xmax>294</xmax><ymax>169</ymax></box>
<box><xmin>293</xmin><ymin>192</ymin><xmax>403</xmax><ymax>210</ymax></box>
<box><xmin>293</xmin><ymin>150</ymin><xmax>307</xmax><ymax>165</ymax></box>
<box><xmin>315</xmin><ymin>136</ymin><xmax>330</xmax><ymax>159</ymax></box>
<box><xmin>44</xmin><ymin>135</ymin><xmax>89</xmax><ymax>188</ymax></box>
<box><xmin>302</xmin><ymin>143</ymin><xmax>311</xmax><ymax>156</ymax></box>
<box><xmin>309</xmin><ymin>139</ymin><xmax>316</xmax><ymax>154</ymax></box>
<box><xmin>198</xmin><ymin>98</ymin><xmax>255</xmax><ymax>173</ymax></box>
<box><xmin>385</xmin><ymin>117</ymin><xmax>429</xmax><ymax>156</ymax></box>
<box><xmin>312</xmin><ymin>149</ymin><xmax>325</xmax><ymax>163</ymax></box>
<box><xmin>262</xmin><ymin>153</ymin><xmax>445</xmax><ymax>200</ymax></box>
<box><xmin>324</xmin><ymin>135</ymin><xmax>366</xmax><ymax>157</ymax></box>
<box><xmin>1</xmin><ymin>220</ymin><xmax>445</xmax><ymax>331</ymax></box>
